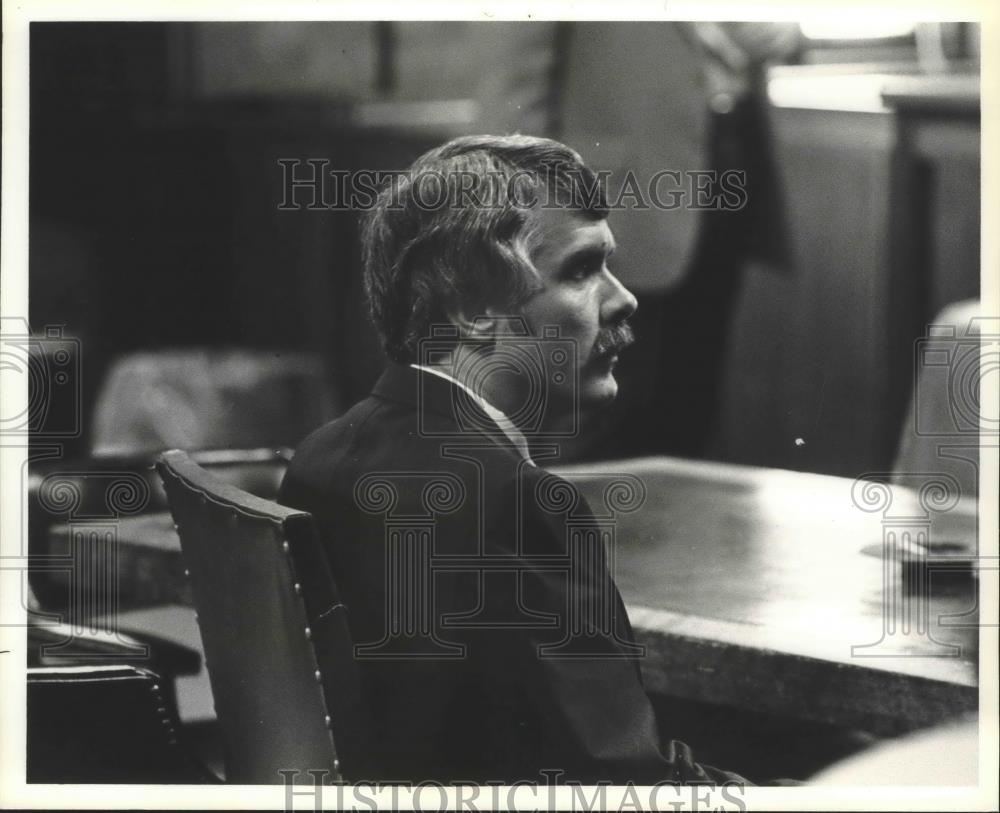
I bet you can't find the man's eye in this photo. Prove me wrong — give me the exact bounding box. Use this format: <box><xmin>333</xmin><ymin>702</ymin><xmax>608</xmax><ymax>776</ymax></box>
<box><xmin>568</xmin><ymin>260</ymin><xmax>601</xmax><ymax>281</ymax></box>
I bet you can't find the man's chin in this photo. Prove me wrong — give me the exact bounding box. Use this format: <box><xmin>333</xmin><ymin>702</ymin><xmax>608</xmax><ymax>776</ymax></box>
<box><xmin>540</xmin><ymin>369</ymin><xmax>619</xmax><ymax>431</ymax></box>
<box><xmin>580</xmin><ymin>371</ymin><xmax>620</xmax><ymax>410</ymax></box>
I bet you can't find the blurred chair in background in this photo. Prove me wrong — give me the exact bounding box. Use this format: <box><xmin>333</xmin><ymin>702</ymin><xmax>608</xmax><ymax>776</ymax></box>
<box><xmin>90</xmin><ymin>348</ymin><xmax>338</xmax><ymax>458</ymax></box>
<box><xmin>27</xmin><ymin>664</ymin><xmax>217</xmax><ymax>783</ymax></box>
<box><xmin>25</xmin><ymin>539</ymin><xmax>211</xmax><ymax>781</ymax></box>
<box><xmin>28</xmin><ymin>613</ymin><xmax>201</xmax><ymax>708</ymax></box>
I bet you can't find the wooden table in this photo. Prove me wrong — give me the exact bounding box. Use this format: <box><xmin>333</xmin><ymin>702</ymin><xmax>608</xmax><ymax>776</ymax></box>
<box><xmin>553</xmin><ymin>457</ymin><xmax>979</xmax><ymax>736</ymax></box>
<box><xmin>49</xmin><ymin>456</ymin><xmax>980</xmax><ymax>735</ymax></box>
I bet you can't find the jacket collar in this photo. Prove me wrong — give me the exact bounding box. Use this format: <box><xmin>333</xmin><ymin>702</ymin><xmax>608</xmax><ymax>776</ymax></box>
<box><xmin>371</xmin><ymin>363</ymin><xmax>531</xmax><ymax>462</ymax></box>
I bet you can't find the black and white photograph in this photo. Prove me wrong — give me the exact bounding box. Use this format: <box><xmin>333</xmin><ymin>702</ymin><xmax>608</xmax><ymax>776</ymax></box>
<box><xmin>1</xmin><ymin>2</ymin><xmax>997</xmax><ymax>810</ymax></box>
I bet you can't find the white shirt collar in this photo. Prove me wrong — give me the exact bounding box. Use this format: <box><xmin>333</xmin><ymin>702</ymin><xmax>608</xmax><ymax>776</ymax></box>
<box><xmin>409</xmin><ymin>364</ymin><xmax>536</xmax><ymax>466</ymax></box>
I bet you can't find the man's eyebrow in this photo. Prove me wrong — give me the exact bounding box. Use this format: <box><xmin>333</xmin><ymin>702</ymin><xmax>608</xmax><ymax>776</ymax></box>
<box><xmin>558</xmin><ymin>246</ymin><xmax>605</xmax><ymax>272</ymax></box>
<box><xmin>558</xmin><ymin>240</ymin><xmax>615</xmax><ymax>271</ymax></box>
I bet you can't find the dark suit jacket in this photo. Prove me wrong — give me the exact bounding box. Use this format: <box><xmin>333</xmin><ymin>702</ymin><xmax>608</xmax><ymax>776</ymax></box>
<box><xmin>279</xmin><ymin>363</ymin><xmax>746</xmax><ymax>784</ymax></box>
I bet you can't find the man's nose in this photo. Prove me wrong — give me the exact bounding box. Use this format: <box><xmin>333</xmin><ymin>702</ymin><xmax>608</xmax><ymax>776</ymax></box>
<box><xmin>601</xmin><ymin>269</ymin><xmax>638</xmax><ymax>324</ymax></box>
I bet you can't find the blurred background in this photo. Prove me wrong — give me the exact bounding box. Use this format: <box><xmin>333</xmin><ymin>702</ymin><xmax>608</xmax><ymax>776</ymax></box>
<box><xmin>29</xmin><ymin>19</ymin><xmax>982</xmax><ymax>476</ymax></box>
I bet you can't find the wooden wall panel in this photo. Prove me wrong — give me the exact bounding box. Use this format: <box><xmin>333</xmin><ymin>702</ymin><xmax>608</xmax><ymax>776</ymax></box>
<box><xmin>711</xmin><ymin>109</ymin><xmax>896</xmax><ymax>477</ymax></box>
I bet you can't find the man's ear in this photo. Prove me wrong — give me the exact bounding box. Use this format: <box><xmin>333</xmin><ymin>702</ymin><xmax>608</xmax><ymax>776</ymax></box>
<box><xmin>447</xmin><ymin>307</ymin><xmax>497</xmax><ymax>340</ymax></box>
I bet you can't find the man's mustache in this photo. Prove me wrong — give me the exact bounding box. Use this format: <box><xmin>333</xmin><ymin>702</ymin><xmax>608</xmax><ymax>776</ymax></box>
<box><xmin>590</xmin><ymin>321</ymin><xmax>635</xmax><ymax>361</ymax></box>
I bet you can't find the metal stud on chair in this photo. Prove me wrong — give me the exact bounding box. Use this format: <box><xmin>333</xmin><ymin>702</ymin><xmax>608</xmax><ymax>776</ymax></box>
<box><xmin>156</xmin><ymin>449</ymin><xmax>370</xmax><ymax>783</ymax></box>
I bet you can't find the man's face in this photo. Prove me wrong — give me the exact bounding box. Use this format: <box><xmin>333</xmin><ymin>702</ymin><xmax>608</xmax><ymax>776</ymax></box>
<box><xmin>517</xmin><ymin>206</ymin><xmax>637</xmax><ymax>411</ymax></box>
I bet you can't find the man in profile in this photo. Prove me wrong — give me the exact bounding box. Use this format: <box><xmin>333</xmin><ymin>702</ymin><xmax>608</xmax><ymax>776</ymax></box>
<box><xmin>279</xmin><ymin>135</ymin><xmax>746</xmax><ymax>784</ymax></box>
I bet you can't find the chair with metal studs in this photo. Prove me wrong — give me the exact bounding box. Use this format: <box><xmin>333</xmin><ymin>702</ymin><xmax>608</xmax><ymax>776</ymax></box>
<box><xmin>156</xmin><ymin>449</ymin><xmax>372</xmax><ymax>784</ymax></box>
